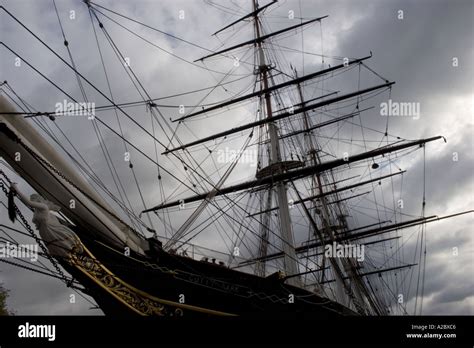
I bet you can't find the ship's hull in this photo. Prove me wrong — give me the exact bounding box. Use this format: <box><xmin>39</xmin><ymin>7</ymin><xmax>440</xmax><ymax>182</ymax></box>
<box><xmin>64</xmin><ymin>232</ymin><xmax>356</xmax><ymax>317</ymax></box>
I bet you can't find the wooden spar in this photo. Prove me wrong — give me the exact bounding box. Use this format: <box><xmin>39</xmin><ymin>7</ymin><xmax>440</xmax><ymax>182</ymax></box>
<box><xmin>334</xmin><ymin>220</ymin><xmax>393</xmax><ymax>234</ymax></box>
<box><xmin>145</xmin><ymin>163</ymin><xmax>401</xmax><ymax>214</ymax></box>
<box><xmin>290</xmin><ymin>91</ymin><xmax>340</xmax><ymax>109</ymax></box>
<box><xmin>301</xmin><ymin>236</ymin><xmax>401</xmax><ymax>259</ymax></box>
<box><xmin>195</xmin><ymin>15</ymin><xmax>328</xmax><ymax>62</ymax></box>
<box><xmin>319</xmin><ymin>264</ymin><xmax>417</xmax><ymax>284</ymax></box>
<box><xmin>238</xmin><ymin>216</ymin><xmax>437</xmax><ymax>266</ymax></box>
<box><xmin>273</xmin><ymin>90</ymin><xmax>339</xmax><ymax>113</ymax></box>
<box><xmin>246</xmin><ymin>173</ymin><xmax>361</xmax><ymax>196</ymax></box>
<box><xmin>147</xmin><ymin>135</ymin><xmax>442</xmax><ymax>213</ymax></box>
<box><xmin>279</xmin><ymin>107</ymin><xmax>373</xmax><ymax>140</ymax></box>
<box><xmin>341</xmin><ymin>211</ymin><xmax>473</xmax><ymax>242</ymax></box>
<box><xmin>320</xmin><ymin>174</ymin><xmax>360</xmax><ymax>187</ymax></box>
<box><xmin>163</xmin><ymin>80</ymin><xmax>392</xmax><ymax>155</ymax></box>
<box><xmin>275</xmin><ymin>91</ymin><xmax>340</xmax><ymax>112</ymax></box>
<box><xmin>212</xmin><ymin>0</ymin><xmax>278</xmax><ymax>36</ymax></box>
<box><xmin>323</xmin><ymin>190</ymin><xmax>371</xmax><ymax>205</ymax></box>
<box><xmin>237</xmin><ymin>210</ymin><xmax>473</xmax><ymax>265</ymax></box>
<box><xmin>176</xmin><ymin>55</ymin><xmax>370</xmax><ymax>122</ymax></box>
<box><xmin>246</xmin><ymin>171</ymin><xmax>404</xmax><ymax>217</ymax></box>
<box><xmin>299</xmin><ymin>223</ymin><xmax>394</xmax><ymax>248</ymax></box>
<box><xmin>281</xmin><ymin>255</ymin><xmax>412</xmax><ymax>284</ymax></box>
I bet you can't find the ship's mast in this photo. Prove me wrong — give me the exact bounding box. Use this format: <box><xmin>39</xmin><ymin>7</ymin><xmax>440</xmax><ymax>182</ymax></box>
<box><xmin>294</xmin><ymin>71</ymin><xmax>374</xmax><ymax>313</ymax></box>
<box><xmin>143</xmin><ymin>1</ymin><xmax>444</xmax><ymax>305</ymax></box>
<box><xmin>252</xmin><ymin>0</ymin><xmax>300</xmax><ymax>285</ymax></box>
<box><xmin>294</xmin><ymin>70</ymin><xmax>347</xmax><ymax>299</ymax></box>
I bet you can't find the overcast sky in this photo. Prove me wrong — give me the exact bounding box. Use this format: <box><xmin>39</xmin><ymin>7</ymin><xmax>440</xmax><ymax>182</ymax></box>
<box><xmin>0</xmin><ymin>0</ymin><xmax>473</xmax><ymax>315</ymax></box>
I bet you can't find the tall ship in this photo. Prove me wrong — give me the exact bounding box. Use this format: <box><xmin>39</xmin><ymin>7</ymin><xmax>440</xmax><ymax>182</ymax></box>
<box><xmin>0</xmin><ymin>0</ymin><xmax>471</xmax><ymax>317</ymax></box>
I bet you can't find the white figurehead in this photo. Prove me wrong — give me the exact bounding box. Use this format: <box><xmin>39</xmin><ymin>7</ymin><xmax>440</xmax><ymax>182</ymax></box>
<box><xmin>11</xmin><ymin>183</ymin><xmax>80</xmax><ymax>259</ymax></box>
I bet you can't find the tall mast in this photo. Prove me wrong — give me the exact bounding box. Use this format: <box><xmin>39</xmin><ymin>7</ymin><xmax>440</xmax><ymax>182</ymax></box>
<box><xmin>252</xmin><ymin>0</ymin><xmax>300</xmax><ymax>285</ymax></box>
<box><xmin>294</xmin><ymin>70</ymin><xmax>347</xmax><ymax>299</ymax></box>
<box><xmin>295</xmin><ymin>73</ymin><xmax>376</xmax><ymax>313</ymax></box>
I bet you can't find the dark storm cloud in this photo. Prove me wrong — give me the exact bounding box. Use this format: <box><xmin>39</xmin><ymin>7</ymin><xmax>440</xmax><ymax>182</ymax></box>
<box><xmin>292</xmin><ymin>0</ymin><xmax>473</xmax><ymax>314</ymax></box>
<box><xmin>1</xmin><ymin>0</ymin><xmax>472</xmax><ymax>315</ymax></box>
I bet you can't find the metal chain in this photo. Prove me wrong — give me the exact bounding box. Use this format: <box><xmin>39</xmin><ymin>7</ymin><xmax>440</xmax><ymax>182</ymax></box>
<box><xmin>0</xmin><ymin>172</ymin><xmax>69</xmax><ymax>283</ymax></box>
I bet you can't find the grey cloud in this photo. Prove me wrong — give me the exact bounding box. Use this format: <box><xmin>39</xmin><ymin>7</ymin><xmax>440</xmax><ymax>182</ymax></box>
<box><xmin>1</xmin><ymin>0</ymin><xmax>472</xmax><ymax>315</ymax></box>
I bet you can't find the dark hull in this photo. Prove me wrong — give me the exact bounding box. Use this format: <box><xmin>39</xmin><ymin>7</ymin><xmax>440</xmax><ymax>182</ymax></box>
<box><xmin>63</xmin><ymin>236</ymin><xmax>356</xmax><ymax>318</ymax></box>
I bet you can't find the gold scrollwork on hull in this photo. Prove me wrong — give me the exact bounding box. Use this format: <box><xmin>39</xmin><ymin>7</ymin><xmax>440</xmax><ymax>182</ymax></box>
<box><xmin>69</xmin><ymin>244</ymin><xmax>169</xmax><ymax>316</ymax></box>
<box><xmin>68</xmin><ymin>242</ymin><xmax>235</xmax><ymax>317</ymax></box>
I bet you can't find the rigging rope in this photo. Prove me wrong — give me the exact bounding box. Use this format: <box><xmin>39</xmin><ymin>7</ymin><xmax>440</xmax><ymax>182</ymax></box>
<box><xmin>2</xmin><ymin>43</ymin><xmax>304</xmax><ymax>268</ymax></box>
<box><xmin>89</xmin><ymin>2</ymin><xmax>251</xmax><ymax>76</ymax></box>
<box><xmin>1</xmin><ymin>85</ymin><xmax>148</xmax><ymax>234</ymax></box>
<box><xmin>0</xmin><ymin>170</ymin><xmax>70</xmax><ymax>283</ymax></box>
<box><xmin>166</xmin><ymin>132</ymin><xmax>254</xmax><ymax>249</ymax></box>
<box><xmin>52</xmin><ymin>1</ymin><xmax>146</xmax><ymax>236</ymax></box>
